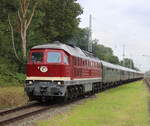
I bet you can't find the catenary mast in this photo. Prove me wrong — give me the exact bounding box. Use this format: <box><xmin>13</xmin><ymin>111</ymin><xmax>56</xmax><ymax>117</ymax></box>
<box><xmin>88</xmin><ymin>14</ymin><xmax>92</xmax><ymax>52</ymax></box>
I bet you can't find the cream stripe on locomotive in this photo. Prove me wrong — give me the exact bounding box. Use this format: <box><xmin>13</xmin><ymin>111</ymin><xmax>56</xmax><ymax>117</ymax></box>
<box><xmin>26</xmin><ymin>77</ymin><xmax>71</xmax><ymax>81</ymax></box>
<box><xmin>26</xmin><ymin>77</ymin><xmax>102</xmax><ymax>81</ymax></box>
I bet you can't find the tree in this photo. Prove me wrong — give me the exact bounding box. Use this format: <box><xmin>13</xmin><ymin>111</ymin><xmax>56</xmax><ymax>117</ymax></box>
<box><xmin>9</xmin><ymin>0</ymin><xmax>37</xmax><ymax>60</ymax></box>
<box><xmin>68</xmin><ymin>28</ymin><xmax>120</xmax><ymax>65</ymax></box>
<box><xmin>93</xmin><ymin>41</ymin><xmax>119</xmax><ymax>64</ymax></box>
<box><xmin>38</xmin><ymin>0</ymin><xmax>83</xmax><ymax>42</ymax></box>
<box><xmin>0</xmin><ymin>0</ymin><xmax>84</xmax><ymax>73</ymax></box>
<box><xmin>120</xmin><ymin>58</ymin><xmax>134</xmax><ymax>69</ymax></box>
<box><xmin>67</xmin><ymin>28</ymin><xmax>89</xmax><ymax>50</ymax></box>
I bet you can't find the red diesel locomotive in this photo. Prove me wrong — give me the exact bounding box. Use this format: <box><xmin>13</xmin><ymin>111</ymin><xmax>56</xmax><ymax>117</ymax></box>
<box><xmin>25</xmin><ymin>41</ymin><xmax>143</xmax><ymax>102</ymax></box>
<box><xmin>25</xmin><ymin>41</ymin><xmax>102</xmax><ymax>101</ymax></box>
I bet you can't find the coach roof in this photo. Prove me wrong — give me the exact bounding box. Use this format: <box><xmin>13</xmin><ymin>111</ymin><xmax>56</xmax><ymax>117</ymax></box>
<box><xmin>101</xmin><ymin>60</ymin><xmax>141</xmax><ymax>73</ymax></box>
<box><xmin>101</xmin><ymin>60</ymin><xmax>121</xmax><ymax>70</ymax></box>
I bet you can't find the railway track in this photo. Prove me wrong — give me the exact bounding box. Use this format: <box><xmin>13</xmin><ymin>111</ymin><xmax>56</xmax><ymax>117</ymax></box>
<box><xmin>0</xmin><ymin>94</ymin><xmax>95</xmax><ymax>126</ymax></box>
<box><xmin>0</xmin><ymin>102</ymin><xmax>54</xmax><ymax>126</ymax></box>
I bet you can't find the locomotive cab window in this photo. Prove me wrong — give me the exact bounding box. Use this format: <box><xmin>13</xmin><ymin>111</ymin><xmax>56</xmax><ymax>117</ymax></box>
<box><xmin>47</xmin><ymin>52</ymin><xmax>61</xmax><ymax>63</ymax></box>
<box><xmin>31</xmin><ymin>52</ymin><xmax>43</xmax><ymax>63</ymax></box>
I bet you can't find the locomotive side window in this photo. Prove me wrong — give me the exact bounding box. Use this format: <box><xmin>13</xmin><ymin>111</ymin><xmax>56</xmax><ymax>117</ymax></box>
<box><xmin>75</xmin><ymin>57</ymin><xmax>77</xmax><ymax>65</ymax></box>
<box><xmin>31</xmin><ymin>52</ymin><xmax>43</xmax><ymax>63</ymax></box>
<box><xmin>47</xmin><ymin>52</ymin><xmax>61</xmax><ymax>63</ymax></box>
<box><xmin>74</xmin><ymin>57</ymin><xmax>76</xmax><ymax>65</ymax></box>
<box><xmin>64</xmin><ymin>55</ymin><xmax>69</xmax><ymax>64</ymax></box>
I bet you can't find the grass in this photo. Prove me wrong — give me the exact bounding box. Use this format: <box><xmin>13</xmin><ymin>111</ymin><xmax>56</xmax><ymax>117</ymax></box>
<box><xmin>37</xmin><ymin>81</ymin><xmax>149</xmax><ymax>126</ymax></box>
<box><xmin>0</xmin><ymin>86</ymin><xmax>28</xmax><ymax>108</ymax></box>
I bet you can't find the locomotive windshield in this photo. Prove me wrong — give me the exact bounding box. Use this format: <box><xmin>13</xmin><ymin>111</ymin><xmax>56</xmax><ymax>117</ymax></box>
<box><xmin>31</xmin><ymin>52</ymin><xmax>43</xmax><ymax>63</ymax></box>
<box><xmin>47</xmin><ymin>52</ymin><xmax>61</xmax><ymax>63</ymax></box>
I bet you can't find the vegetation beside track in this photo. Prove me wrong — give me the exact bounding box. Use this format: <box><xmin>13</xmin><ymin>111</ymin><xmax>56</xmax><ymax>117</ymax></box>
<box><xmin>37</xmin><ymin>81</ymin><xmax>149</xmax><ymax>126</ymax></box>
<box><xmin>0</xmin><ymin>87</ymin><xmax>27</xmax><ymax>108</ymax></box>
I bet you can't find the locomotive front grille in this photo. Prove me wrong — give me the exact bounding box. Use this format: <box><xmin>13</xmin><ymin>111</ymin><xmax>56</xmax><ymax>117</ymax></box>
<box><xmin>29</xmin><ymin>81</ymin><xmax>66</xmax><ymax>96</ymax></box>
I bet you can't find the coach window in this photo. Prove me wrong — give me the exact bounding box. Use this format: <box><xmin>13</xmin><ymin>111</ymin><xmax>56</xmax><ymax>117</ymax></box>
<box><xmin>47</xmin><ymin>52</ymin><xmax>61</xmax><ymax>63</ymax></box>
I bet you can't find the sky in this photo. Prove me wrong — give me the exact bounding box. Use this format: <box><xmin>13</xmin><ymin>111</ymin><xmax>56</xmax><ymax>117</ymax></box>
<box><xmin>78</xmin><ymin>0</ymin><xmax>150</xmax><ymax>72</ymax></box>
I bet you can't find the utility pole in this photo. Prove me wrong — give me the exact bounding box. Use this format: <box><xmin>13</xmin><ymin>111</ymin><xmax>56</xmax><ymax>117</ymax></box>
<box><xmin>88</xmin><ymin>14</ymin><xmax>92</xmax><ymax>52</ymax></box>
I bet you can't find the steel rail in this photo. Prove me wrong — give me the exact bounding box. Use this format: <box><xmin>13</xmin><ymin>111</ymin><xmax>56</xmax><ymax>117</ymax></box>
<box><xmin>0</xmin><ymin>106</ymin><xmax>50</xmax><ymax>126</ymax></box>
<box><xmin>0</xmin><ymin>102</ymin><xmax>39</xmax><ymax>116</ymax></box>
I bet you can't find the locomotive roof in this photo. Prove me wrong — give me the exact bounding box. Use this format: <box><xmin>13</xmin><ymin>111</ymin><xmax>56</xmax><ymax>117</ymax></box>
<box><xmin>32</xmin><ymin>41</ymin><xmax>100</xmax><ymax>62</ymax></box>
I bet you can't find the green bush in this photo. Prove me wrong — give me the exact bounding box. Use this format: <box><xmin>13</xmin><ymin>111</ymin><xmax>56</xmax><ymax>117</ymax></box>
<box><xmin>0</xmin><ymin>57</ymin><xmax>25</xmax><ymax>87</ymax></box>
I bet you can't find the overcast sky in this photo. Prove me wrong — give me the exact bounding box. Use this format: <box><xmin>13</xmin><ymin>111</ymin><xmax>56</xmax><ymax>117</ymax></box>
<box><xmin>78</xmin><ymin>0</ymin><xmax>150</xmax><ymax>72</ymax></box>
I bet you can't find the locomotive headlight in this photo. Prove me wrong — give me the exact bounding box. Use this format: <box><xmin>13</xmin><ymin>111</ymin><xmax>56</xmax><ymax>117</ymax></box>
<box><xmin>29</xmin><ymin>81</ymin><xmax>33</xmax><ymax>84</ymax></box>
<box><xmin>57</xmin><ymin>82</ymin><xmax>61</xmax><ymax>85</ymax></box>
<box><xmin>40</xmin><ymin>66</ymin><xmax>48</xmax><ymax>73</ymax></box>
<box><xmin>25</xmin><ymin>80</ymin><xmax>33</xmax><ymax>85</ymax></box>
<box><xmin>57</xmin><ymin>81</ymin><xmax>64</xmax><ymax>85</ymax></box>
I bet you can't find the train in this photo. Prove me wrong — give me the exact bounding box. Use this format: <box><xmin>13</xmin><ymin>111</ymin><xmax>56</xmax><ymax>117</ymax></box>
<box><xmin>25</xmin><ymin>41</ymin><xmax>144</xmax><ymax>102</ymax></box>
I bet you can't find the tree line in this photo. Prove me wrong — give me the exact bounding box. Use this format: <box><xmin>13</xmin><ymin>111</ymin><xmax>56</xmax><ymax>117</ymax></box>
<box><xmin>0</xmin><ymin>0</ymin><xmax>138</xmax><ymax>85</ymax></box>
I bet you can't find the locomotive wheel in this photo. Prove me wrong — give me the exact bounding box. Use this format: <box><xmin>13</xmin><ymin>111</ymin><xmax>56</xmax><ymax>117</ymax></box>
<box><xmin>73</xmin><ymin>87</ymin><xmax>77</xmax><ymax>98</ymax></box>
<box><xmin>28</xmin><ymin>96</ymin><xmax>34</xmax><ymax>101</ymax></box>
<box><xmin>64</xmin><ymin>91</ymin><xmax>69</xmax><ymax>102</ymax></box>
<box><xmin>57</xmin><ymin>92</ymin><xmax>69</xmax><ymax>103</ymax></box>
<box><xmin>69</xmin><ymin>87</ymin><xmax>73</xmax><ymax>100</ymax></box>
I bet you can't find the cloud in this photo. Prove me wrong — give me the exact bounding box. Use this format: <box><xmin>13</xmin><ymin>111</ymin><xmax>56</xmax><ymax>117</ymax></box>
<box><xmin>78</xmin><ymin>0</ymin><xmax>150</xmax><ymax>71</ymax></box>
